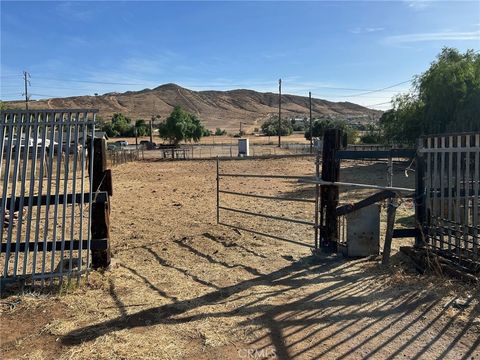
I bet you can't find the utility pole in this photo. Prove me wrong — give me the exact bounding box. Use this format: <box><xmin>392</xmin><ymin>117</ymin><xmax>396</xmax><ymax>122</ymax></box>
<box><xmin>278</xmin><ymin>78</ymin><xmax>282</xmax><ymax>147</ymax></box>
<box><xmin>309</xmin><ymin>91</ymin><xmax>313</xmax><ymax>153</ymax></box>
<box><xmin>149</xmin><ymin>117</ymin><xmax>154</xmax><ymax>143</ymax></box>
<box><xmin>23</xmin><ymin>70</ymin><xmax>30</xmax><ymax>110</ymax></box>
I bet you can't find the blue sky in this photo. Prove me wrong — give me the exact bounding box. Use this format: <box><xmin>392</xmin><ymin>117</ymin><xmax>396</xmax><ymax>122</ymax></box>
<box><xmin>1</xmin><ymin>1</ymin><xmax>479</xmax><ymax>110</ymax></box>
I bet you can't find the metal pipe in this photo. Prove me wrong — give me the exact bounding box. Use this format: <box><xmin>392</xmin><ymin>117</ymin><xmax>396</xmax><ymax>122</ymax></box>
<box><xmin>219</xmin><ymin>190</ymin><xmax>316</xmax><ymax>203</ymax></box>
<box><xmin>218</xmin><ymin>206</ymin><xmax>316</xmax><ymax>226</ymax></box>
<box><xmin>299</xmin><ymin>177</ymin><xmax>415</xmax><ymax>193</ymax></box>
<box><xmin>219</xmin><ymin>222</ymin><xmax>313</xmax><ymax>248</ymax></box>
<box><xmin>220</xmin><ymin>173</ymin><xmax>308</xmax><ymax>180</ymax></box>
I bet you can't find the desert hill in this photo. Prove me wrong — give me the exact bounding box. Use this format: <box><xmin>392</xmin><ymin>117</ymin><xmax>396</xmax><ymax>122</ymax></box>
<box><xmin>4</xmin><ymin>83</ymin><xmax>380</xmax><ymax>131</ymax></box>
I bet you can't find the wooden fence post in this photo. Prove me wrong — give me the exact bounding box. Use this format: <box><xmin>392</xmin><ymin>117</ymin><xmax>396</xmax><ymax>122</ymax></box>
<box><xmin>90</xmin><ymin>137</ymin><xmax>112</xmax><ymax>269</ymax></box>
<box><xmin>320</xmin><ymin>129</ymin><xmax>344</xmax><ymax>252</ymax></box>
<box><xmin>415</xmin><ymin>138</ymin><xmax>426</xmax><ymax>247</ymax></box>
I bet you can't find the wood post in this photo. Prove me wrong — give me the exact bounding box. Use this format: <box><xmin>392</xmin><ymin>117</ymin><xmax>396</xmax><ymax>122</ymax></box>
<box><xmin>415</xmin><ymin>139</ymin><xmax>426</xmax><ymax>247</ymax></box>
<box><xmin>90</xmin><ymin>137</ymin><xmax>111</xmax><ymax>269</ymax></box>
<box><xmin>319</xmin><ymin>129</ymin><xmax>344</xmax><ymax>252</ymax></box>
<box><xmin>382</xmin><ymin>198</ymin><xmax>398</xmax><ymax>265</ymax></box>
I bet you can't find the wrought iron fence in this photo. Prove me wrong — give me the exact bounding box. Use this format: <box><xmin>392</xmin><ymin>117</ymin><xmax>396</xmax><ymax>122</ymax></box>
<box><xmin>1</xmin><ymin>109</ymin><xmax>97</xmax><ymax>288</ymax></box>
<box><xmin>418</xmin><ymin>132</ymin><xmax>480</xmax><ymax>271</ymax></box>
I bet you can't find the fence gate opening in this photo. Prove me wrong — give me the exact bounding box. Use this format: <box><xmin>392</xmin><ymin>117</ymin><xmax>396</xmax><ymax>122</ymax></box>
<box><xmin>0</xmin><ymin>109</ymin><xmax>103</xmax><ymax>288</ymax></box>
<box><xmin>417</xmin><ymin>132</ymin><xmax>479</xmax><ymax>272</ymax></box>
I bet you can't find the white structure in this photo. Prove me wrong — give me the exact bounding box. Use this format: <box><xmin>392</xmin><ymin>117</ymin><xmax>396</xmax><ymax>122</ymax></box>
<box><xmin>238</xmin><ymin>138</ymin><xmax>249</xmax><ymax>157</ymax></box>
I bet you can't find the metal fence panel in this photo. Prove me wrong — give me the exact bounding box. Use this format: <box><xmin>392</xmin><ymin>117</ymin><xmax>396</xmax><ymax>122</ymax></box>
<box><xmin>419</xmin><ymin>132</ymin><xmax>480</xmax><ymax>270</ymax></box>
<box><xmin>0</xmin><ymin>110</ymin><xmax>96</xmax><ymax>287</ymax></box>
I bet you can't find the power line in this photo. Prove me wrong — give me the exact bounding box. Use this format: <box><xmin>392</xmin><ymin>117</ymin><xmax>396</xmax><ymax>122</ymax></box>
<box><xmin>33</xmin><ymin>76</ymin><xmax>144</xmax><ymax>86</ymax></box>
<box><xmin>345</xmin><ymin>80</ymin><xmax>411</xmax><ymax>97</ymax></box>
<box><xmin>364</xmin><ymin>101</ymin><xmax>392</xmax><ymax>108</ymax></box>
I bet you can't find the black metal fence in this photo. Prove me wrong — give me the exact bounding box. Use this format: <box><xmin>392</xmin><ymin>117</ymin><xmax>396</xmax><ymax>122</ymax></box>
<box><xmin>417</xmin><ymin>132</ymin><xmax>479</xmax><ymax>272</ymax></box>
<box><xmin>1</xmin><ymin>110</ymin><xmax>98</xmax><ymax>288</ymax></box>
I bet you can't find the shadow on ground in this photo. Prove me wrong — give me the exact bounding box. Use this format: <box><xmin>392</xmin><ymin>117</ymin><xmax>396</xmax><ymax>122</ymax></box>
<box><xmin>62</xmin><ymin>235</ymin><xmax>479</xmax><ymax>359</ymax></box>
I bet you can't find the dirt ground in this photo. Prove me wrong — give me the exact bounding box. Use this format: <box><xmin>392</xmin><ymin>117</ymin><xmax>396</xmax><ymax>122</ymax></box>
<box><xmin>1</xmin><ymin>157</ymin><xmax>479</xmax><ymax>360</ymax></box>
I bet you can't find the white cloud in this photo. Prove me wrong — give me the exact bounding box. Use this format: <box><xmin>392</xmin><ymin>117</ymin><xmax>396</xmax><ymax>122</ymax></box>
<box><xmin>351</xmin><ymin>27</ymin><xmax>385</xmax><ymax>34</ymax></box>
<box><xmin>404</xmin><ymin>0</ymin><xmax>431</xmax><ymax>11</ymax></box>
<box><xmin>384</xmin><ymin>30</ymin><xmax>480</xmax><ymax>44</ymax></box>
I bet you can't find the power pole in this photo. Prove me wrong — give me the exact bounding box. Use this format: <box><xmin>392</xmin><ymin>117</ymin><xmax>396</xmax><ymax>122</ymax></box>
<box><xmin>149</xmin><ymin>117</ymin><xmax>154</xmax><ymax>143</ymax></box>
<box><xmin>278</xmin><ymin>78</ymin><xmax>282</xmax><ymax>147</ymax></box>
<box><xmin>23</xmin><ymin>70</ymin><xmax>30</xmax><ymax>110</ymax></box>
<box><xmin>309</xmin><ymin>91</ymin><xmax>313</xmax><ymax>153</ymax></box>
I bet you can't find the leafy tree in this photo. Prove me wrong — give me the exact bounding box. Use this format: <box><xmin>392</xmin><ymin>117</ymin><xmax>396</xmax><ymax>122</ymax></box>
<box><xmin>134</xmin><ymin>119</ymin><xmax>151</xmax><ymax>136</ymax></box>
<box><xmin>380</xmin><ymin>48</ymin><xmax>480</xmax><ymax>144</ymax></box>
<box><xmin>261</xmin><ymin>117</ymin><xmax>293</xmax><ymax>136</ymax></box>
<box><xmin>158</xmin><ymin>106</ymin><xmax>207</xmax><ymax>145</ymax></box>
<box><xmin>101</xmin><ymin>113</ymin><xmax>133</xmax><ymax>137</ymax></box>
<box><xmin>0</xmin><ymin>101</ymin><xmax>7</xmax><ymax>110</ymax></box>
<box><xmin>305</xmin><ymin>118</ymin><xmax>357</xmax><ymax>144</ymax></box>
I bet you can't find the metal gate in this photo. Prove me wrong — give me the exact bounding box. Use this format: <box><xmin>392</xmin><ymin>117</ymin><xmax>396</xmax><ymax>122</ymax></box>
<box><xmin>1</xmin><ymin>109</ymin><xmax>97</xmax><ymax>287</ymax></box>
<box><xmin>417</xmin><ymin>132</ymin><xmax>480</xmax><ymax>271</ymax></box>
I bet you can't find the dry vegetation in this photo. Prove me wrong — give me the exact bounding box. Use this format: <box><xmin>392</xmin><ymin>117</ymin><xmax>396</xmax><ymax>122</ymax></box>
<box><xmin>1</xmin><ymin>157</ymin><xmax>479</xmax><ymax>359</ymax></box>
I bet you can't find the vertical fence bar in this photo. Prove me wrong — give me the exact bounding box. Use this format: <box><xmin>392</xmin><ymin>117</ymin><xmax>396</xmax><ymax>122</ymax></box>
<box><xmin>439</xmin><ymin>136</ymin><xmax>445</xmax><ymax>249</ymax></box>
<box><xmin>77</xmin><ymin>113</ymin><xmax>88</xmax><ymax>282</ymax></box>
<box><xmin>473</xmin><ymin>134</ymin><xmax>479</xmax><ymax>260</ymax></box>
<box><xmin>46</xmin><ymin>113</ymin><xmax>64</xmax><ymax>284</ymax></box>
<box><xmin>21</xmin><ymin>112</ymin><xmax>40</xmax><ymax>277</ymax></box>
<box><xmin>31</xmin><ymin>113</ymin><xmax>49</xmax><ymax>282</ymax></box>
<box><xmin>12</xmin><ymin>111</ymin><xmax>32</xmax><ymax>278</ymax></box>
<box><xmin>455</xmin><ymin>135</ymin><xmax>462</xmax><ymax>257</ymax></box>
<box><xmin>447</xmin><ymin>135</ymin><xmax>453</xmax><ymax>251</ymax></box>
<box><xmin>1</xmin><ymin>114</ymin><xmax>15</xmax><ymax>262</ymax></box>
<box><xmin>4</xmin><ymin>112</ymin><xmax>24</xmax><ymax>278</ymax></box>
<box><xmin>464</xmin><ymin>134</ymin><xmax>470</xmax><ymax>258</ymax></box>
<box><xmin>40</xmin><ymin>112</ymin><xmax>57</xmax><ymax>284</ymax></box>
<box><xmin>67</xmin><ymin>112</ymin><xmax>81</xmax><ymax>282</ymax></box>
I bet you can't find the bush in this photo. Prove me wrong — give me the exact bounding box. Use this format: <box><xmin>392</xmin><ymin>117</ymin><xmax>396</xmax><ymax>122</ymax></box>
<box><xmin>214</xmin><ymin>128</ymin><xmax>227</xmax><ymax>136</ymax></box>
<box><xmin>261</xmin><ymin>117</ymin><xmax>293</xmax><ymax>136</ymax></box>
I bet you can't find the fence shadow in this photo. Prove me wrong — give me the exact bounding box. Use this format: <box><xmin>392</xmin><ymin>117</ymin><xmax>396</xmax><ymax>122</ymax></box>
<box><xmin>61</xmin><ymin>241</ymin><xmax>479</xmax><ymax>358</ymax></box>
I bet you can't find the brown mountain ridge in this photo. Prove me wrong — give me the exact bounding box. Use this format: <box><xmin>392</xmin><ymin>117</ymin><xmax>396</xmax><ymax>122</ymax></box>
<box><xmin>4</xmin><ymin>83</ymin><xmax>380</xmax><ymax>131</ymax></box>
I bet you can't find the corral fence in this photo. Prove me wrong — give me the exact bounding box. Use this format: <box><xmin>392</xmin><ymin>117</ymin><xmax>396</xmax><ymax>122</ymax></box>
<box><xmin>150</xmin><ymin>143</ymin><xmax>398</xmax><ymax>161</ymax></box>
<box><xmin>216</xmin><ymin>128</ymin><xmax>480</xmax><ymax>277</ymax></box>
<box><xmin>216</xmin><ymin>157</ymin><xmax>318</xmax><ymax>248</ymax></box>
<box><xmin>1</xmin><ymin>109</ymin><xmax>112</xmax><ymax>290</ymax></box>
<box><xmin>156</xmin><ymin>143</ymin><xmax>314</xmax><ymax>160</ymax></box>
<box><xmin>416</xmin><ymin>132</ymin><xmax>479</xmax><ymax>273</ymax></box>
<box><xmin>108</xmin><ymin>148</ymin><xmax>143</xmax><ymax>167</ymax></box>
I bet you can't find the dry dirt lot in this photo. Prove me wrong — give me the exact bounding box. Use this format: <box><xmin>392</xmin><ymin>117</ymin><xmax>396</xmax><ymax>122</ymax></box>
<box><xmin>1</xmin><ymin>157</ymin><xmax>479</xmax><ymax>360</ymax></box>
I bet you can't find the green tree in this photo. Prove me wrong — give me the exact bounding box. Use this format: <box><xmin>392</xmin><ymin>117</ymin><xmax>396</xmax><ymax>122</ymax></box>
<box><xmin>305</xmin><ymin>118</ymin><xmax>357</xmax><ymax>144</ymax></box>
<box><xmin>158</xmin><ymin>106</ymin><xmax>207</xmax><ymax>145</ymax></box>
<box><xmin>261</xmin><ymin>117</ymin><xmax>293</xmax><ymax>136</ymax></box>
<box><xmin>380</xmin><ymin>48</ymin><xmax>480</xmax><ymax>144</ymax></box>
<box><xmin>134</xmin><ymin>119</ymin><xmax>151</xmax><ymax>136</ymax></box>
<box><xmin>101</xmin><ymin>113</ymin><xmax>133</xmax><ymax>137</ymax></box>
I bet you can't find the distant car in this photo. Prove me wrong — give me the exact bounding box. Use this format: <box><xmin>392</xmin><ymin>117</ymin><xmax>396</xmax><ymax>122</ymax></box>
<box><xmin>107</xmin><ymin>143</ymin><xmax>117</xmax><ymax>150</ymax></box>
<box><xmin>139</xmin><ymin>140</ymin><xmax>156</xmax><ymax>150</ymax></box>
<box><xmin>114</xmin><ymin>140</ymin><xmax>128</xmax><ymax>148</ymax></box>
